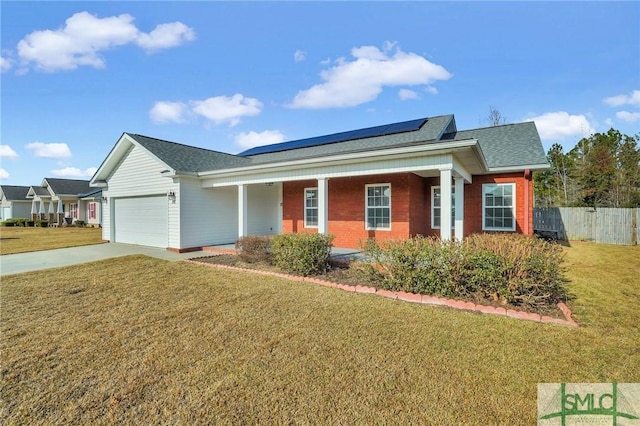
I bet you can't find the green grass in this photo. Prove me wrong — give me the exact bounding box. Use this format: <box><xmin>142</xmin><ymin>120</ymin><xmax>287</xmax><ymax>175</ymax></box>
<box><xmin>0</xmin><ymin>226</ymin><xmax>103</xmax><ymax>255</ymax></box>
<box><xmin>1</xmin><ymin>242</ymin><xmax>638</xmax><ymax>424</ymax></box>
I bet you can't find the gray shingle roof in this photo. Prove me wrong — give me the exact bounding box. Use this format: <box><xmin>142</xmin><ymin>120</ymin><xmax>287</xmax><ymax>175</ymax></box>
<box><xmin>129</xmin><ymin>134</ymin><xmax>252</xmax><ymax>173</ymax></box>
<box><xmin>30</xmin><ymin>186</ymin><xmax>50</xmax><ymax>196</ymax></box>
<box><xmin>45</xmin><ymin>178</ymin><xmax>91</xmax><ymax>195</ymax></box>
<box><xmin>0</xmin><ymin>185</ymin><xmax>30</xmax><ymax>200</ymax></box>
<box><xmin>244</xmin><ymin>114</ymin><xmax>455</xmax><ymax>164</ymax></box>
<box><xmin>442</xmin><ymin>121</ymin><xmax>548</xmax><ymax>169</ymax></box>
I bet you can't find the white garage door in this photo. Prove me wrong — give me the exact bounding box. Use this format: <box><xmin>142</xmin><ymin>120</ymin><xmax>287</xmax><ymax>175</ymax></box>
<box><xmin>114</xmin><ymin>196</ymin><xmax>168</xmax><ymax>248</ymax></box>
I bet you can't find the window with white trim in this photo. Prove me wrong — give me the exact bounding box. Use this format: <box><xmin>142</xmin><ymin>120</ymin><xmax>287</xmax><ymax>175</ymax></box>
<box><xmin>483</xmin><ymin>183</ymin><xmax>516</xmax><ymax>231</ymax></box>
<box><xmin>88</xmin><ymin>202</ymin><xmax>97</xmax><ymax>220</ymax></box>
<box><xmin>304</xmin><ymin>188</ymin><xmax>318</xmax><ymax>228</ymax></box>
<box><xmin>431</xmin><ymin>186</ymin><xmax>455</xmax><ymax>229</ymax></box>
<box><xmin>70</xmin><ymin>203</ymin><xmax>78</xmax><ymax>219</ymax></box>
<box><xmin>365</xmin><ymin>184</ymin><xmax>391</xmax><ymax>230</ymax></box>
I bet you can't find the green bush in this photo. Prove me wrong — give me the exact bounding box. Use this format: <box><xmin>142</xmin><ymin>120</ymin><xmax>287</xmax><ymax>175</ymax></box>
<box><xmin>74</xmin><ymin>220</ymin><xmax>85</xmax><ymax>227</ymax></box>
<box><xmin>26</xmin><ymin>220</ymin><xmax>35</xmax><ymax>227</ymax></box>
<box><xmin>360</xmin><ymin>234</ymin><xmax>567</xmax><ymax>309</ymax></box>
<box><xmin>235</xmin><ymin>235</ymin><xmax>271</xmax><ymax>263</ymax></box>
<box><xmin>271</xmin><ymin>233</ymin><xmax>334</xmax><ymax>276</ymax></box>
<box><xmin>1</xmin><ymin>221</ymin><xmax>15</xmax><ymax>227</ymax></box>
<box><xmin>35</xmin><ymin>220</ymin><xmax>49</xmax><ymax>227</ymax></box>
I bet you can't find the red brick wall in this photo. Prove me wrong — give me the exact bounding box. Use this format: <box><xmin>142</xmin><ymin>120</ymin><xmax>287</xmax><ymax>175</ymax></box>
<box><xmin>282</xmin><ymin>171</ymin><xmax>532</xmax><ymax>249</ymax></box>
<box><xmin>282</xmin><ymin>173</ymin><xmax>426</xmax><ymax>248</ymax></box>
<box><xmin>423</xmin><ymin>172</ymin><xmax>532</xmax><ymax>238</ymax></box>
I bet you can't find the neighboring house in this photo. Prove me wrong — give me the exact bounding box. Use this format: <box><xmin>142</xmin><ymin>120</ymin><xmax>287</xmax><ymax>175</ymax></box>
<box><xmin>79</xmin><ymin>188</ymin><xmax>103</xmax><ymax>227</ymax></box>
<box><xmin>26</xmin><ymin>178</ymin><xmax>99</xmax><ymax>226</ymax></box>
<box><xmin>90</xmin><ymin>114</ymin><xmax>549</xmax><ymax>251</ymax></box>
<box><xmin>0</xmin><ymin>185</ymin><xmax>32</xmax><ymax>221</ymax></box>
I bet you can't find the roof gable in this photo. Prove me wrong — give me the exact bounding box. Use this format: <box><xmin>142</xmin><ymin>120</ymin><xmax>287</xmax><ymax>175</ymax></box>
<box><xmin>0</xmin><ymin>185</ymin><xmax>31</xmax><ymax>201</ymax></box>
<box><xmin>43</xmin><ymin>178</ymin><xmax>91</xmax><ymax>195</ymax></box>
<box><xmin>130</xmin><ymin>134</ymin><xmax>252</xmax><ymax>173</ymax></box>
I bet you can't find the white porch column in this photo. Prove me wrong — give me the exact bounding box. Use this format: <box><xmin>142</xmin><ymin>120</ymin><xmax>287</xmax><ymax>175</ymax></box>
<box><xmin>440</xmin><ymin>168</ymin><xmax>452</xmax><ymax>241</ymax></box>
<box><xmin>31</xmin><ymin>199</ymin><xmax>37</xmax><ymax>215</ymax></box>
<box><xmin>454</xmin><ymin>177</ymin><xmax>465</xmax><ymax>241</ymax></box>
<box><xmin>317</xmin><ymin>178</ymin><xmax>328</xmax><ymax>234</ymax></box>
<box><xmin>238</xmin><ymin>184</ymin><xmax>248</xmax><ymax>238</ymax></box>
<box><xmin>57</xmin><ymin>199</ymin><xmax>63</xmax><ymax>214</ymax></box>
<box><xmin>38</xmin><ymin>199</ymin><xmax>45</xmax><ymax>214</ymax></box>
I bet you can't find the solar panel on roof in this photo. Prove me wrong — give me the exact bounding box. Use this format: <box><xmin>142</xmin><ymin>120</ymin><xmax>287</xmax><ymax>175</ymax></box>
<box><xmin>239</xmin><ymin>117</ymin><xmax>428</xmax><ymax>156</ymax></box>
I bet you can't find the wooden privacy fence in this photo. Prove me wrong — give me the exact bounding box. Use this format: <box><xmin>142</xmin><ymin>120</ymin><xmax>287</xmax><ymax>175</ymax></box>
<box><xmin>533</xmin><ymin>207</ymin><xmax>639</xmax><ymax>246</ymax></box>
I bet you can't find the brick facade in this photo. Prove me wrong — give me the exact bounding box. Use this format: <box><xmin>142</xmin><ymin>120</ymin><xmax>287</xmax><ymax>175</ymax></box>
<box><xmin>282</xmin><ymin>171</ymin><xmax>533</xmax><ymax>249</ymax></box>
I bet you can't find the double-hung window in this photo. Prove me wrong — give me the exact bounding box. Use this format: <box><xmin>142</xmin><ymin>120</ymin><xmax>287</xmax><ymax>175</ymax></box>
<box><xmin>88</xmin><ymin>202</ymin><xmax>96</xmax><ymax>220</ymax></box>
<box><xmin>431</xmin><ymin>186</ymin><xmax>455</xmax><ymax>229</ymax></box>
<box><xmin>483</xmin><ymin>183</ymin><xmax>516</xmax><ymax>231</ymax></box>
<box><xmin>365</xmin><ymin>184</ymin><xmax>391</xmax><ymax>230</ymax></box>
<box><xmin>304</xmin><ymin>188</ymin><xmax>318</xmax><ymax>228</ymax></box>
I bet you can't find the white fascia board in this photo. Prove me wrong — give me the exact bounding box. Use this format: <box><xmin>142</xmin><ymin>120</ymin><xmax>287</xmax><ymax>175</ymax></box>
<box><xmin>486</xmin><ymin>164</ymin><xmax>550</xmax><ymax>173</ymax></box>
<box><xmin>198</xmin><ymin>139</ymin><xmax>479</xmax><ymax>180</ymax></box>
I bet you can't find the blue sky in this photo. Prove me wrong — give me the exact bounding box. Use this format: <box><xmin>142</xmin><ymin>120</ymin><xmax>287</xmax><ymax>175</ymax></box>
<box><xmin>1</xmin><ymin>1</ymin><xmax>638</xmax><ymax>186</ymax></box>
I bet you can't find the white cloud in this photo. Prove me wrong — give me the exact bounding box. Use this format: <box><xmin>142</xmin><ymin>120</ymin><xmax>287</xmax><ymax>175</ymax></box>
<box><xmin>0</xmin><ymin>168</ymin><xmax>9</xmax><ymax>180</ymax></box>
<box><xmin>294</xmin><ymin>49</ymin><xmax>307</xmax><ymax>63</ymax></box>
<box><xmin>136</xmin><ymin>22</ymin><xmax>195</xmax><ymax>52</ymax></box>
<box><xmin>16</xmin><ymin>11</ymin><xmax>195</xmax><ymax>72</ymax></box>
<box><xmin>289</xmin><ymin>43</ymin><xmax>452</xmax><ymax>109</ymax></box>
<box><xmin>149</xmin><ymin>101</ymin><xmax>187</xmax><ymax>124</ymax></box>
<box><xmin>320</xmin><ymin>57</ymin><xmax>331</xmax><ymax>65</ymax></box>
<box><xmin>191</xmin><ymin>94</ymin><xmax>263</xmax><ymax>126</ymax></box>
<box><xmin>235</xmin><ymin>130</ymin><xmax>286</xmax><ymax>150</ymax></box>
<box><xmin>526</xmin><ymin>111</ymin><xmax>595</xmax><ymax>141</ymax></box>
<box><xmin>425</xmin><ymin>86</ymin><xmax>438</xmax><ymax>95</ymax></box>
<box><xmin>50</xmin><ymin>166</ymin><xmax>98</xmax><ymax>179</ymax></box>
<box><xmin>26</xmin><ymin>142</ymin><xmax>72</xmax><ymax>159</ymax></box>
<box><xmin>398</xmin><ymin>88</ymin><xmax>419</xmax><ymax>100</ymax></box>
<box><xmin>603</xmin><ymin>90</ymin><xmax>640</xmax><ymax>107</ymax></box>
<box><xmin>605</xmin><ymin>118</ymin><xmax>614</xmax><ymax>127</ymax></box>
<box><xmin>0</xmin><ymin>55</ymin><xmax>12</xmax><ymax>72</ymax></box>
<box><xmin>0</xmin><ymin>145</ymin><xmax>19</xmax><ymax>159</ymax></box>
<box><xmin>616</xmin><ymin>111</ymin><xmax>640</xmax><ymax>122</ymax></box>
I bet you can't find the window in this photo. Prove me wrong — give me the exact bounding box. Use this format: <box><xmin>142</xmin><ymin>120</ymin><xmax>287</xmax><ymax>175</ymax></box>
<box><xmin>366</xmin><ymin>184</ymin><xmax>391</xmax><ymax>230</ymax></box>
<box><xmin>483</xmin><ymin>183</ymin><xmax>516</xmax><ymax>231</ymax></box>
<box><xmin>88</xmin><ymin>202</ymin><xmax>96</xmax><ymax>220</ymax></box>
<box><xmin>304</xmin><ymin>188</ymin><xmax>318</xmax><ymax>228</ymax></box>
<box><xmin>70</xmin><ymin>203</ymin><xmax>78</xmax><ymax>219</ymax></box>
<box><xmin>431</xmin><ymin>186</ymin><xmax>455</xmax><ymax>229</ymax></box>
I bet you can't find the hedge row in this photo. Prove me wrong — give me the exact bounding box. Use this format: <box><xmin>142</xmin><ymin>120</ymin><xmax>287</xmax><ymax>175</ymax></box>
<box><xmin>360</xmin><ymin>234</ymin><xmax>567</xmax><ymax>309</ymax></box>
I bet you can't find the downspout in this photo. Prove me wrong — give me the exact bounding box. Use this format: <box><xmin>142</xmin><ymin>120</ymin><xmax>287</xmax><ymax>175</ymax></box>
<box><xmin>524</xmin><ymin>169</ymin><xmax>531</xmax><ymax>235</ymax></box>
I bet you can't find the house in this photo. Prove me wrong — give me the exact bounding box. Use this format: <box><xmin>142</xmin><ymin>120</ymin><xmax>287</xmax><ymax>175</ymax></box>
<box><xmin>26</xmin><ymin>178</ymin><xmax>101</xmax><ymax>226</ymax></box>
<box><xmin>0</xmin><ymin>185</ymin><xmax>32</xmax><ymax>221</ymax></box>
<box><xmin>90</xmin><ymin>114</ymin><xmax>548</xmax><ymax>251</ymax></box>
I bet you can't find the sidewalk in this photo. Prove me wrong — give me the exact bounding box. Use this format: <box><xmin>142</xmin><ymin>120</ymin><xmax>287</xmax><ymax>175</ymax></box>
<box><xmin>0</xmin><ymin>243</ymin><xmax>209</xmax><ymax>276</ymax></box>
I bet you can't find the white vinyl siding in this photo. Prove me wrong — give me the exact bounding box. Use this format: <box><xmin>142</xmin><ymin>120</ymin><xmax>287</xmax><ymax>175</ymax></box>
<box><xmin>247</xmin><ymin>184</ymin><xmax>280</xmax><ymax>236</ymax></box>
<box><xmin>365</xmin><ymin>184</ymin><xmax>391</xmax><ymax>230</ymax></box>
<box><xmin>304</xmin><ymin>188</ymin><xmax>318</xmax><ymax>228</ymax></box>
<box><xmin>483</xmin><ymin>183</ymin><xmax>516</xmax><ymax>231</ymax></box>
<box><xmin>113</xmin><ymin>196</ymin><xmax>168</xmax><ymax>247</ymax></box>
<box><xmin>431</xmin><ymin>186</ymin><xmax>455</xmax><ymax>229</ymax></box>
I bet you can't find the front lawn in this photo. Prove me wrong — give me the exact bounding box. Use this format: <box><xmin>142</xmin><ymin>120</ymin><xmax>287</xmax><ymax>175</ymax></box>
<box><xmin>0</xmin><ymin>242</ymin><xmax>638</xmax><ymax>424</ymax></box>
<box><xmin>0</xmin><ymin>226</ymin><xmax>103</xmax><ymax>255</ymax></box>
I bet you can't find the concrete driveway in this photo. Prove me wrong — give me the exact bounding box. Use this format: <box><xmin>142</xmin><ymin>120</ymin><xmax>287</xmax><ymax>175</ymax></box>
<box><xmin>0</xmin><ymin>243</ymin><xmax>209</xmax><ymax>276</ymax></box>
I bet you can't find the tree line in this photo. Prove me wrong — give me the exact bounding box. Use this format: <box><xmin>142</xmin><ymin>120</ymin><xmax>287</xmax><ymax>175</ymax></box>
<box><xmin>534</xmin><ymin>129</ymin><xmax>640</xmax><ymax>208</ymax></box>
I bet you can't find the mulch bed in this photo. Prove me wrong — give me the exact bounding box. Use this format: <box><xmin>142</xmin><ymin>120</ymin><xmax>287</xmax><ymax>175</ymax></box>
<box><xmin>190</xmin><ymin>254</ymin><xmax>565</xmax><ymax>319</ymax></box>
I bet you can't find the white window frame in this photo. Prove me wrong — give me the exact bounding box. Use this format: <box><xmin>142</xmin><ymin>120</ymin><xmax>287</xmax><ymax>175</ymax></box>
<box><xmin>304</xmin><ymin>187</ymin><xmax>318</xmax><ymax>228</ymax></box>
<box><xmin>431</xmin><ymin>186</ymin><xmax>456</xmax><ymax>229</ymax></box>
<box><xmin>365</xmin><ymin>183</ymin><xmax>391</xmax><ymax>231</ymax></box>
<box><xmin>482</xmin><ymin>183</ymin><xmax>516</xmax><ymax>231</ymax></box>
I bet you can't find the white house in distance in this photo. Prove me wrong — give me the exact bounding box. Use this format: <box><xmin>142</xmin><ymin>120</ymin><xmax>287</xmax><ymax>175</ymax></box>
<box><xmin>91</xmin><ymin>114</ymin><xmax>549</xmax><ymax>251</ymax></box>
<box><xmin>26</xmin><ymin>178</ymin><xmax>102</xmax><ymax>227</ymax></box>
<box><xmin>0</xmin><ymin>185</ymin><xmax>32</xmax><ymax>221</ymax></box>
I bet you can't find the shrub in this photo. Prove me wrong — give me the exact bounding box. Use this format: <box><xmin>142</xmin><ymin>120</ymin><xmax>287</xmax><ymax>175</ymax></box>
<box><xmin>14</xmin><ymin>218</ymin><xmax>28</xmax><ymax>227</ymax></box>
<box><xmin>26</xmin><ymin>220</ymin><xmax>35</xmax><ymax>227</ymax></box>
<box><xmin>360</xmin><ymin>233</ymin><xmax>567</xmax><ymax>310</ymax></box>
<box><xmin>74</xmin><ymin>220</ymin><xmax>85</xmax><ymax>227</ymax></box>
<box><xmin>235</xmin><ymin>235</ymin><xmax>271</xmax><ymax>263</ymax></box>
<box><xmin>35</xmin><ymin>220</ymin><xmax>49</xmax><ymax>227</ymax></box>
<box><xmin>1</xmin><ymin>221</ymin><xmax>15</xmax><ymax>227</ymax></box>
<box><xmin>271</xmin><ymin>233</ymin><xmax>334</xmax><ymax>276</ymax></box>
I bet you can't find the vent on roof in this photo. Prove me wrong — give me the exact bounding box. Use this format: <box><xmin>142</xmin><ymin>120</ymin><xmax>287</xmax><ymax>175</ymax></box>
<box><xmin>239</xmin><ymin>117</ymin><xmax>428</xmax><ymax>156</ymax></box>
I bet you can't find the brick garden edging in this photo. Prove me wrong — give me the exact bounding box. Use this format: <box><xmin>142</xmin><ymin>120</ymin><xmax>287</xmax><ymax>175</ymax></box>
<box><xmin>184</xmin><ymin>258</ymin><xmax>578</xmax><ymax>327</ymax></box>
